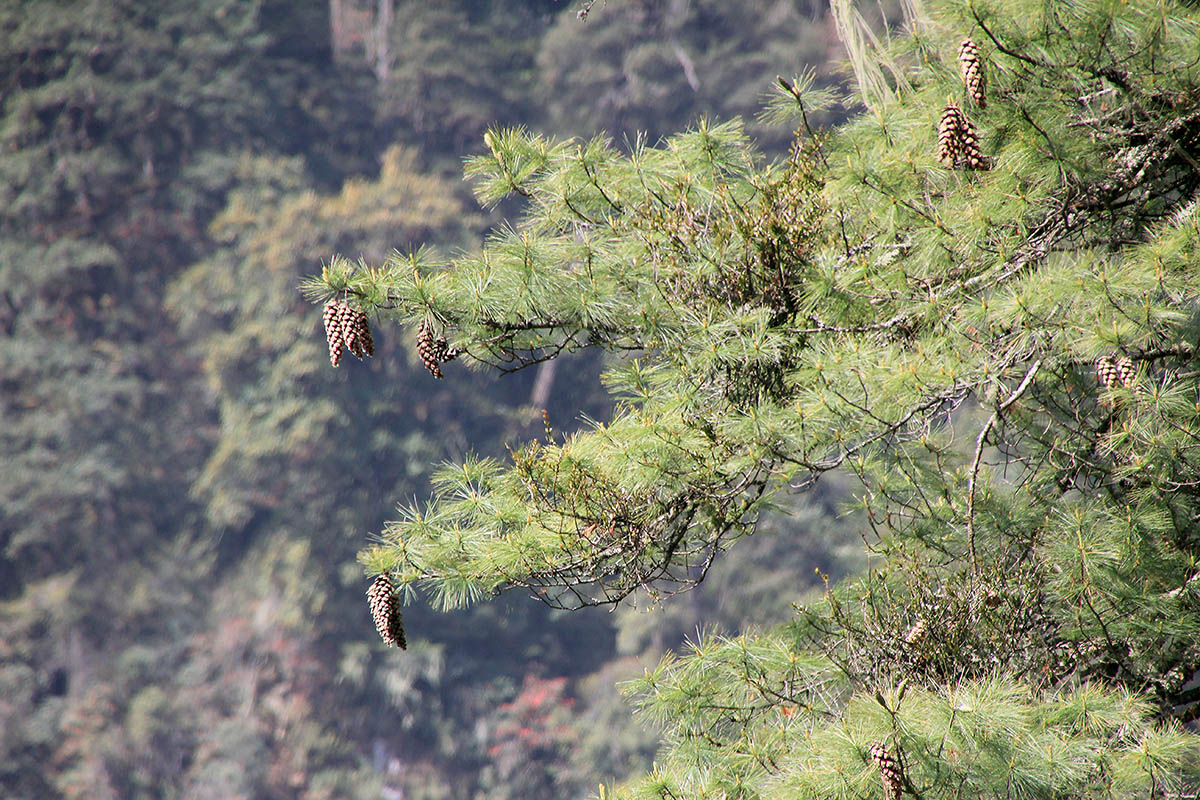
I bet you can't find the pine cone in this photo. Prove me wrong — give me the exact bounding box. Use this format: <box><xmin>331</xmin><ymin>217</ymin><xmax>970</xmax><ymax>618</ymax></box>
<box><xmin>323</xmin><ymin>300</ymin><xmax>344</xmax><ymax>367</ymax></box>
<box><xmin>958</xmin><ymin>39</ymin><xmax>986</xmax><ymax>108</ymax></box>
<box><xmin>367</xmin><ymin>574</ymin><xmax>406</xmax><ymax>649</ymax></box>
<box><xmin>342</xmin><ymin>302</ymin><xmax>363</xmax><ymax>359</ymax></box>
<box><xmin>345</xmin><ymin>306</ymin><xmax>371</xmax><ymax>360</ymax></box>
<box><xmin>957</xmin><ymin>113</ymin><xmax>988</xmax><ymax>170</ymax></box>
<box><xmin>937</xmin><ymin>104</ymin><xmax>965</xmax><ymax>165</ymax></box>
<box><xmin>1115</xmin><ymin>356</ymin><xmax>1136</xmax><ymax>388</ymax></box>
<box><xmin>357</xmin><ymin>309</ymin><xmax>375</xmax><ymax>357</ymax></box>
<box><xmin>416</xmin><ymin>320</ymin><xmax>458</xmax><ymax>378</ymax></box>
<box><xmin>336</xmin><ymin>301</ymin><xmax>357</xmax><ymax>359</ymax></box>
<box><xmin>1095</xmin><ymin>355</ymin><xmax>1120</xmax><ymax>388</ymax></box>
<box><xmin>869</xmin><ymin>742</ymin><xmax>905</xmax><ymax>800</ymax></box>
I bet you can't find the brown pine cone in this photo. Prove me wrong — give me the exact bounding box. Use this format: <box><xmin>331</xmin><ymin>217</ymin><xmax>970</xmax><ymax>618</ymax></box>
<box><xmin>416</xmin><ymin>320</ymin><xmax>443</xmax><ymax>378</ymax></box>
<box><xmin>357</xmin><ymin>309</ymin><xmax>375</xmax><ymax>357</ymax></box>
<box><xmin>336</xmin><ymin>301</ymin><xmax>357</xmax><ymax>358</ymax></box>
<box><xmin>416</xmin><ymin>320</ymin><xmax>458</xmax><ymax>378</ymax></box>
<box><xmin>957</xmin><ymin>114</ymin><xmax>988</xmax><ymax>170</ymax></box>
<box><xmin>959</xmin><ymin>39</ymin><xmax>986</xmax><ymax>108</ymax></box>
<box><xmin>367</xmin><ymin>574</ymin><xmax>406</xmax><ymax>649</ymax></box>
<box><xmin>323</xmin><ymin>300</ymin><xmax>344</xmax><ymax>367</ymax></box>
<box><xmin>869</xmin><ymin>742</ymin><xmax>905</xmax><ymax>800</ymax></box>
<box><xmin>1095</xmin><ymin>356</ymin><xmax>1120</xmax><ymax>388</ymax></box>
<box><xmin>344</xmin><ymin>306</ymin><xmax>366</xmax><ymax>359</ymax></box>
<box><xmin>938</xmin><ymin>104</ymin><xmax>987</xmax><ymax>170</ymax></box>
<box><xmin>938</xmin><ymin>104</ymin><xmax>965</xmax><ymax>165</ymax></box>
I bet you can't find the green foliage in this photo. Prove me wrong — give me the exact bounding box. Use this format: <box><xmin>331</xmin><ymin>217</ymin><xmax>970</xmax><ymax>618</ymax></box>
<box><xmin>321</xmin><ymin>120</ymin><xmax>828</xmax><ymax>608</ymax></box>
<box><xmin>317</xmin><ymin>0</ymin><xmax>1200</xmax><ymax>797</ymax></box>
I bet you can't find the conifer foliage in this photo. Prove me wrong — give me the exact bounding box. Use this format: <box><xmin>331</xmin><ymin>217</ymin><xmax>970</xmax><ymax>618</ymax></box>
<box><xmin>311</xmin><ymin>1</ymin><xmax>1200</xmax><ymax>798</ymax></box>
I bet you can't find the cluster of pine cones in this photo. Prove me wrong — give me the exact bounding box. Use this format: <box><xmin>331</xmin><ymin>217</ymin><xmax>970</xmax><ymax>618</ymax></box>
<box><xmin>938</xmin><ymin>39</ymin><xmax>988</xmax><ymax>170</ymax></box>
<box><xmin>1095</xmin><ymin>355</ymin><xmax>1136</xmax><ymax>389</ymax></box>
<box><xmin>367</xmin><ymin>574</ymin><xmax>406</xmax><ymax>649</ymax></box>
<box><xmin>323</xmin><ymin>298</ymin><xmax>374</xmax><ymax>367</ymax></box>
<box><xmin>416</xmin><ymin>320</ymin><xmax>460</xmax><ymax>379</ymax></box>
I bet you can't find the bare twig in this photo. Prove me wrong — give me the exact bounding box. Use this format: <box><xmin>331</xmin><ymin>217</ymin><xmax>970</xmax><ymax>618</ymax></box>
<box><xmin>967</xmin><ymin>360</ymin><xmax>1041</xmax><ymax>573</ymax></box>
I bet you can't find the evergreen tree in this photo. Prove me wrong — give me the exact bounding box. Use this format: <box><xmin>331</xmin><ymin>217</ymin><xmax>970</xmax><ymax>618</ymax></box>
<box><xmin>313</xmin><ymin>1</ymin><xmax>1200</xmax><ymax>797</ymax></box>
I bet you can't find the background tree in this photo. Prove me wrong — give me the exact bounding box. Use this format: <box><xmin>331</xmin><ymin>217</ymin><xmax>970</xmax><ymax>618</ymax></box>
<box><xmin>314</xmin><ymin>1</ymin><xmax>1200</xmax><ymax>798</ymax></box>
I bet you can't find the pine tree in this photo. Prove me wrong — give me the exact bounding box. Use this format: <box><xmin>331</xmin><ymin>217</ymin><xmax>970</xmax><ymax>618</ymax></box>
<box><xmin>311</xmin><ymin>1</ymin><xmax>1200</xmax><ymax>797</ymax></box>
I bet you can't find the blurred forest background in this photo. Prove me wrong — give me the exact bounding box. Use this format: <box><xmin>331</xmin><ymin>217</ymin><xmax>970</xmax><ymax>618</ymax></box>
<box><xmin>0</xmin><ymin>1</ymin><xmax>866</xmax><ymax>797</ymax></box>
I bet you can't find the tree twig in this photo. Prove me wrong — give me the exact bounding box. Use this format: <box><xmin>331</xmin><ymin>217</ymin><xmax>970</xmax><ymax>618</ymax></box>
<box><xmin>967</xmin><ymin>360</ymin><xmax>1041</xmax><ymax>574</ymax></box>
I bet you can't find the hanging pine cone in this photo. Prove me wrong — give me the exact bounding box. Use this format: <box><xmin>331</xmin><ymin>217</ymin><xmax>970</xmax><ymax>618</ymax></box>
<box><xmin>869</xmin><ymin>742</ymin><xmax>905</xmax><ymax>800</ymax></box>
<box><xmin>1095</xmin><ymin>355</ymin><xmax>1120</xmax><ymax>388</ymax></box>
<box><xmin>343</xmin><ymin>305</ymin><xmax>372</xmax><ymax>360</ymax></box>
<box><xmin>938</xmin><ymin>104</ymin><xmax>988</xmax><ymax>170</ymax></box>
<box><xmin>416</xmin><ymin>320</ymin><xmax>444</xmax><ymax>378</ymax></box>
<box><xmin>1114</xmin><ymin>356</ymin><xmax>1136</xmax><ymax>388</ymax></box>
<box><xmin>367</xmin><ymin>574</ymin><xmax>406</xmax><ymax>649</ymax></box>
<box><xmin>323</xmin><ymin>300</ymin><xmax>344</xmax><ymax>367</ymax></box>
<box><xmin>356</xmin><ymin>309</ymin><xmax>375</xmax><ymax>357</ymax></box>
<box><xmin>416</xmin><ymin>320</ymin><xmax>460</xmax><ymax>379</ymax></box>
<box><xmin>958</xmin><ymin>39</ymin><xmax>986</xmax><ymax>108</ymax></box>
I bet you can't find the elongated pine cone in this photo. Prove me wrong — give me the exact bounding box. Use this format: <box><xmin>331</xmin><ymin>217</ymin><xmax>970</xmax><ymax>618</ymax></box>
<box><xmin>345</xmin><ymin>304</ymin><xmax>373</xmax><ymax>358</ymax></box>
<box><xmin>870</xmin><ymin>742</ymin><xmax>905</xmax><ymax>800</ymax></box>
<box><xmin>367</xmin><ymin>574</ymin><xmax>406</xmax><ymax>649</ymax></box>
<box><xmin>323</xmin><ymin>300</ymin><xmax>344</xmax><ymax>367</ymax></box>
<box><xmin>359</xmin><ymin>314</ymin><xmax>375</xmax><ymax>357</ymax></box>
<box><xmin>416</xmin><ymin>320</ymin><xmax>460</xmax><ymax>379</ymax></box>
<box><xmin>937</xmin><ymin>104</ymin><xmax>964</xmax><ymax>165</ymax></box>
<box><xmin>957</xmin><ymin>113</ymin><xmax>987</xmax><ymax>170</ymax></box>
<box><xmin>958</xmin><ymin>38</ymin><xmax>986</xmax><ymax>108</ymax></box>
<box><xmin>938</xmin><ymin>104</ymin><xmax>987</xmax><ymax>170</ymax></box>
